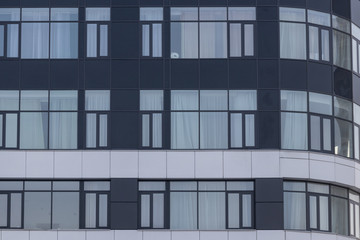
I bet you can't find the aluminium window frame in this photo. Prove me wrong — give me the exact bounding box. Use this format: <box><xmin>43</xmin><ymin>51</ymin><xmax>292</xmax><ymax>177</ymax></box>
<box><xmin>140</xmin><ymin>111</ymin><xmax>163</xmax><ymax>149</ymax></box>
<box><xmin>86</xmin><ymin>22</ymin><xmax>110</xmax><ymax>58</ymax></box>
<box><xmin>227</xmin><ymin>21</ymin><xmax>256</xmax><ymax>58</ymax></box>
<box><xmin>0</xmin><ymin>22</ymin><xmax>20</xmax><ymax>59</ymax></box>
<box><xmin>307</xmin><ymin>23</ymin><xmax>332</xmax><ymax>63</ymax></box>
<box><xmin>228</xmin><ymin>111</ymin><xmax>257</xmax><ymax>149</ymax></box>
<box><xmin>308</xmin><ymin>113</ymin><xmax>333</xmax><ymax>153</ymax></box>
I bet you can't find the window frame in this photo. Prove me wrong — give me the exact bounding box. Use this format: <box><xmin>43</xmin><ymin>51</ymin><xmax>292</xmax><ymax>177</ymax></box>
<box><xmin>228</xmin><ymin>111</ymin><xmax>257</xmax><ymax>149</ymax></box>
<box><xmin>140</xmin><ymin>112</ymin><xmax>163</xmax><ymax>149</ymax></box>
<box><xmin>308</xmin><ymin>114</ymin><xmax>333</xmax><ymax>153</ymax></box>
<box><xmin>227</xmin><ymin>21</ymin><xmax>256</xmax><ymax>58</ymax></box>
<box><xmin>85</xmin><ymin>111</ymin><xmax>110</xmax><ymax>149</ymax></box>
<box><xmin>86</xmin><ymin>22</ymin><xmax>110</xmax><ymax>58</ymax></box>
<box><xmin>307</xmin><ymin>23</ymin><xmax>332</xmax><ymax>63</ymax></box>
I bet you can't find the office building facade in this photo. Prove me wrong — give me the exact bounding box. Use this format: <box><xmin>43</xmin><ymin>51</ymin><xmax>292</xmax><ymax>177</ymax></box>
<box><xmin>1</xmin><ymin>0</ymin><xmax>360</xmax><ymax>239</ymax></box>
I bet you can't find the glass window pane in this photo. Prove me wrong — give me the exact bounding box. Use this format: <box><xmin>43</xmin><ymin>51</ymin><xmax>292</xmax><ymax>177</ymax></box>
<box><xmin>87</xmin><ymin>24</ymin><xmax>97</xmax><ymax>57</ymax></box>
<box><xmin>99</xmin><ymin>114</ymin><xmax>108</xmax><ymax>147</ymax></box>
<box><xmin>228</xmin><ymin>7</ymin><xmax>255</xmax><ymax>20</ymax></box>
<box><xmin>142</xmin><ymin>24</ymin><xmax>150</xmax><ymax>56</ymax></box>
<box><xmin>139</xmin><ymin>182</ymin><xmax>166</xmax><ymax>191</ymax></box>
<box><xmin>199</xmin><ymin>7</ymin><xmax>226</xmax><ymax>20</ymax></box>
<box><xmin>350</xmin><ymin>191</ymin><xmax>360</xmax><ymax>202</ymax></box>
<box><xmin>279</xmin><ymin>7</ymin><xmax>305</xmax><ymax>22</ymax></box>
<box><xmin>5</xmin><ymin>114</ymin><xmax>17</xmax><ymax>148</ymax></box>
<box><xmin>353</xmin><ymin>23</ymin><xmax>360</xmax><ymax>40</ymax></box>
<box><xmin>307</xmin><ymin>10</ymin><xmax>330</xmax><ymax>26</ymax></box>
<box><xmin>333</xmin><ymin>30</ymin><xmax>351</xmax><ymax>70</ymax></box>
<box><xmin>22</xmin><ymin>8</ymin><xmax>49</xmax><ymax>21</ymax></box>
<box><xmin>308</xmin><ymin>183</ymin><xmax>329</xmax><ymax>194</ymax></box>
<box><xmin>310</xmin><ymin>115</ymin><xmax>321</xmax><ymax>151</ymax></box>
<box><xmin>171</xmin><ymin>22</ymin><xmax>198</xmax><ymax>59</ymax></box>
<box><xmin>140</xmin><ymin>90</ymin><xmax>163</xmax><ymax>111</ymax></box>
<box><xmin>0</xmin><ymin>8</ymin><xmax>20</xmax><ymax>21</ymax></box>
<box><xmin>200</xmin><ymin>22</ymin><xmax>227</xmax><ymax>58</ymax></box>
<box><xmin>10</xmin><ymin>193</ymin><xmax>22</xmax><ymax>228</ymax></box>
<box><xmin>170</xmin><ymin>192</ymin><xmax>197</xmax><ymax>229</ymax></box>
<box><xmin>100</xmin><ymin>25</ymin><xmax>108</xmax><ymax>57</ymax></box>
<box><xmin>355</xmin><ymin>126</ymin><xmax>359</xmax><ymax>160</ymax></box>
<box><xmin>140</xmin><ymin>7</ymin><xmax>163</xmax><ymax>21</ymax></box>
<box><xmin>334</xmin><ymin>96</ymin><xmax>353</xmax><ymax>120</ymax></box>
<box><xmin>244</xmin><ymin>24</ymin><xmax>254</xmax><ymax>56</ymax></box>
<box><xmin>0</xmin><ymin>115</ymin><xmax>4</xmax><ymax>147</ymax></box>
<box><xmin>24</xmin><ymin>181</ymin><xmax>51</xmax><ymax>190</ymax></box>
<box><xmin>171</xmin><ymin>90</ymin><xmax>198</xmax><ymax>110</ymax></box>
<box><xmin>332</xmin><ymin>15</ymin><xmax>350</xmax><ymax>33</ymax></box>
<box><xmin>24</xmin><ymin>192</ymin><xmax>51</xmax><ymax>229</ymax></box>
<box><xmin>50</xmin><ymin>91</ymin><xmax>77</xmax><ymax>110</ymax></box>
<box><xmin>230</xmin><ymin>23</ymin><xmax>241</xmax><ymax>57</ymax></box>
<box><xmin>356</xmin><ymin>205</ymin><xmax>360</xmax><ymax>238</ymax></box>
<box><xmin>85</xmin><ymin>193</ymin><xmax>96</xmax><ymax>228</ymax></box>
<box><xmin>231</xmin><ymin>113</ymin><xmax>242</xmax><ymax>148</ymax></box>
<box><xmin>51</xmin><ymin>8</ymin><xmax>78</xmax><ymax>21</ymax></box>
<box><xmin>228</xmin><ymin>193</ymin><xmax>240</xmax><ymax>228</ymax></box>
<box><xmin>141</xmin><ymin>194</ymin><xmax>150</xmax><ymax>227</ymax></box>
<box><xmin>199</xmin><ymin>181</ymin><xmax>225</xmax><ymax>191</ymax></box>
<box><xmin>283</xmin><ymin>182</ymin><xmax>305</xmax><ymax>191</ymax></box>
<box><xmin>6</xmin><ymin>23</ymin><xmax>18</xmax><ymax>58</ymax></box>
<box><xmin>50</xmin><ymin>23</ymin><xmax>78</xmax><ymax>59</ymax></box>
<box><xmin>86</xmin><ymin>113</ymin><xmax>96</xmax><ymax>148</ymax></box>
<box><xmin>49</xmin><ymin>112</ymin><xmax>77</xmax><ymax>149</ymax></box>
<box><xmin>152</xmin><ymin>24</ymin><xmax>162</xmax><ymax>58</ymax></box>
<box><xmin>284</xmin><ymin>192</ymin><xmax>306</xmax><ymax>230</ymax></box>
<box><xmin>280</xmin><ymin>22</ymin><xmax>306</xmax><ymax>59</ymax></box>
<box><xmin>334</xmin><ymin>118</ymin><xmax>353</xmax><ymax>158</ymax></box>
<box><xmin>0</xmin><ymin>181</ymin><xmax>22</xmax><ymax>191</ymax></box>
<box><xmin>170</xmin><ymin>181</ymin><xmax>197</xmax><ymax>191</ymax></box>
<box><xmin>199</xmin><ymin>192</ymin><xmax>225</xmax><ymax>230</ymax></box>
<box><xmin>171</xmin><ymin>112</ymin><xmax>199</xmax><ymax>149</ymax></box>
<box><xmin>0</xmin><ymin>194</ymin><xmax>7</xmax><ymax>227</ymax></box>
<box><xmin>99</xmin><ymin>194</ymin><xmax>108</xmax><ymax>227</ymax></box>
<box><xmin>229</xmin><ymin>90</ymin><xmax>257</xmax><ymax>110</ymax></box>
<box><xmin>350</xmin><ymin>203</ymin><xmax>354</xmax><ymax>235</ymax></box>
<box><xmin>281</xmin><ymin>112</ymin><xmax>308</xmax><ymax>150</ymax></box>
<box><xmin>321</xmin><ymin>29</ymin><xmax>330</xmax><ymax>61</ymax></box>
<box><xmin>245</xmin><ymin>114</ymin><xmax>255</xmax><ymax>147</ymax></box>
<box><xmin>227</xmin><ymin>182</ymin><xmax>254</xmax><ymax>191</ymax></box>
<box><xmin>20</xmin><ymin>90</ymin><xmax>48</xmax><ymax>111</ymax></box>
<box><xmin>84</xmin><ymin>182</ymin><xmax>110</xmax><ymax>191</ymax></box>
<box><xmin>0</xmin><ymin>26</ymin><xmax>4</xmax><ymax>57</ymax></box>
<box><xmin>85</xmin><ymin>90</ymin><xmax>110</xmax><ymax>111</ymax></box>
<box><xmin>86</xmin><ymin>8</ymin><xmax>110</xmax><ymax>21</ymax></box>
<box><xmin>142</xmin><ymin>114</ymin><xmax>150</xmax><ymax>147</ymax></box>
<box><xmin>242</xmin><ymin>194</ymin><xmax>252</xmax><ymax>227</ymax></box>
<box><xmin>309</xmin><ymin>26</ymin><xmax>319</xmax><ymax>60</ymax></box>
<box><xmin>309</xmin><ymin>92</ymin><xmax>332</xmax><ymax>115</ymax></box>
<box><xmin>310</xmin><ymin>196</ymin><xmax>317</xmax><ymax>229</ymax></box>
<box><xmin>319</xmin><ymin>196</ymin><xmax>329</xmax><ymax>231</ymax></box>
<box><xmin>200</xmin><ymin>112</ymin><xmax>228</xmax><ymax>149</ymax></box>
<box><xmin>153</xmin><ymin>194</ymin><xmax>164</xmax><ymax>228</ymax></box>
<box><xmin>353</xmin><ymin>39</ymin><xmax>358</xmax><ymax>72</ymax></box>
<box><xmin>281</xmin><ymin>90</ymin><xmax>307</xmax><ymax>111</ymax></box>
<box><xmin>200</xmin><ymin>90</ymin><xmax>227</xmax><ymax>110</ymax></box>
<box><xmin>20</xmin><ymin>112</ymin><xmax>48</xmax><ymax>149</ymax></box>
<box><xmin>0</xmin><ymin>91</ymin><xmax>19</xmax><ymax>111</ymax></box>
<box><xmin>170</xmin><ymin>8</ymin><xmax>198</xmax><ymax>21</ymax></box>
<box><xmin>21</xmin><ymin>23</ymin><xmax>49</xmax><ymax>59</ymax></box>
<box><xmin>323</xmin><ymin>118</ymin><xmax>332</xmax><ymax>151</ymax></box>
<box><xmin>52</xmin><ymin>192</ymin><xmax>79</xmax><ymax>229</ymax></box>
<box><xmin>53</xmin><ymin>182</ymin><xmax>79</xmax><ymax>191</ymax></box>
<box><xmin>153</xmin><ymin>113</ymin><xmax>162</xmax><ymax>148</ymax></box>
<box><xmin>355</xmin><ymin>103</ymin><xmax>360</xmax><ymax>125</ymax></box>
<box><xmin>331</xmin><ymin>186</ymin><xmax>347</xmax><ymax>197</ymax></box>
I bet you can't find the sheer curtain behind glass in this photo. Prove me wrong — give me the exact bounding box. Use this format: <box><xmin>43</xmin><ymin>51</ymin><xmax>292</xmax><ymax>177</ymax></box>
<box><xmin>199</xmin><ymin>192</ymin><xmax>225</xmax><ymax>229</ymax></box>
<box><xmin>170</xmin><ymin>192</ymin><xmax>197</xmax><ymax>229</ymax></box>
<box><xmin>21</xmin><ymin>23</ymin><xmax>49</xmax><ymax>59</ymax></box>
<box><xmin>281</xmin><ymin>112</ymin><xmax>308</xmax><ymax>150</ymax></box>
<box><xmin>280</xmin><ymin>22</ymin><xmax>306</xmax><ymax>59</ymax></box>
<box><xmin>51</xmin><ymin>23</ymin><xmax>78</xmax><ymax>58</ymax></box>
<box><xmin>284</xmin><ymin>192</ymin><xmax>306</xmax><ymax>229</ymax></box>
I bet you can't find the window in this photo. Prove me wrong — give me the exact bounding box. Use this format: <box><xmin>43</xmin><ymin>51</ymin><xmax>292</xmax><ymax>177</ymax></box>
<box><xmin>140</xmin><ymin>8</ymin><xmax>163</xmax><ymax>57</ymax></box>
<box><xmin>85</xmin><ymin>90</ymin><xmax>110</xmax><ymax>148</ymax></box>
<box><xmin>86</xmin><ymin>8</ymin><xmax>110</xmax><ymax>58</ymax></box>
<box><xmin>140</xmin><ymin>90</ymin><xmax>164</xmax><ymax>148</ymax></box>
<box><xmin>352</xmin><ymin>23</ymin><xmax>360</xmax><ymax>75</ymax></box>
<box><xmin>284</xmin><ymin>182</ymin><xmax>306</xmax><ymax>230</ymax></box>
<box><xmin>308</xmin><ymin>183</ymin><xmax>330</xmax><ymax>231</ymax></box>
<box><xmin>331</xmin><ymin>186</ymin><xmax>349</xmax><ymax>235</ymax></box>
<box><xmin>0</xmin><ymin>91</ymin><xmax>19</xmax><ymax>149</ymax></box>
<box><xmin>334</xmin><ymin>118</ymin><xmax>353</xmax><ymax>158</ymax></box>
<box><xmin>349</xmin><ymin>191</ymin><xmax>360</xmax><ymax>238</ymax></box>
<box><xmin>0</xmin><ymin>23</ymin><xmax>19</xmax><ymax>58</ymax></box>
<box><xmin>309</xmin><ymin>92</ymin><xmax>332</xmax><ymax>115</ymax></box>
<box><xmin>334</xmin><ymin>96</ymin><xmax>352</xmax><ymax>121</ymax></box>
<box><xmin>333</xmin><ymin>30</ymin><xmax>351</xmax><ymax>70</ymax></box>
<box><xmin>309</xmin><ymin>26</ymin><xmax>330</xmax><ymax>61</ymax></box>
<box><xmin>310</xmin><ymin>115</ymin><xmax>332</xmax><ymax>152</ymax></box>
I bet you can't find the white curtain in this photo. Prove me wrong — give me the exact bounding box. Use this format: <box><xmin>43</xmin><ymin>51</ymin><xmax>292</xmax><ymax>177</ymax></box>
<box><xmin>86</xmin><ymin>8</ymin><xmax>110</xmax><ymax>21</ymax></box>
<box><xmin>85</xmin><ymin>90</ymin><xmax>110</xmax><ymax>111</ymax></box>
<box><xmin>334</xmin><ymin>119</ymin><xmax>353</xmax><ymax>158</ymax></box>
<box><xmin>20</xmin><ymin>112</ymin><xmax>48</xmax><ymax>149</ymax></box>
<box><xmin>321</xmin><ymin>30</ymin><xmax>330</xmax><ymax>61</ymax></box>
<box><xmin>229</xmin><ymin>90</ymin><xmax>257</xmax><ymax>110</ymax></box>
<box><xmin>309</xmin><ymin>26</ymin><xmax>319</xmax><ymax>60</ymax></box>
<box><xmin>307</xmin><ymin>10</ymin><xmax>330</xmax><ymax>26</ymax></box>
<box><xmin>230</xmin><ymin>23</ymin><xmax>241</xmax><ymax>57</ymax></box>
<box><xmin>142</xmin><ymin>24</ymin><xmax>150</xmax><ymax>56</ymax></box>
<box><xmin>284</xmin><ymin>192</ymin><xmax>306</xmax><ymax>230</ymax></box>
<box><xmin>100</xmin><ymin>25</ymin><xmax>108</xmax><ymax>57</ymax></box>
<box><xmin>51</xmin><ymin>8</ymin><xmax>78</xmax><ymax>21</ymax></box>
<box><xmin>228</xmin><ymin>7</ymin><xmax>256</xmax><ymax>21</ymax></box>
<box><xmin>199</xmin><ymin>192</ymin><xmax>225</xmax><ymax>230</ymax></box>
<box><xmin>7</xmin><ymin>24</ymin><xmax>19</xmax><ymax>58</ymax></box>
<box><xmin>87</xmin><ymin>24</ymin><xmax>97</xmax><ymax>57</ymax></box>
<box><xmin>200</xmin><ymin>112</ymin><xmax>228</xmax><ymax>149</ymax></box>
<box><xmin>99</xmin><ymin>114</ymin><xmax>108</xmax><ymax>147</ymax></box>
<box><xmin>152</xmin><ymin>24</ymin><xmax>162</xmax><ymax>57</ymax></box>
<box><xmin>200</xmin><ymin>22</ymin><xmax>227</xmax><ymax>58</ymax></box>
<box><xmin>280</xmin><ymin>90</ymin><xmax>307</xmax><ymax>111</ymax></box>
<box><xmin>200</xmin><ymin>90</ymin><xmax>227</xmax><ymax>110</ymax></box>
<box><xmin>142</xmin><ymin>114</ymin><xmax>150</xmax><ymax>147</ymax></box>
<box><xmin>140</xmin><ymin>90</ymin><xmax>163</xmax><ymax>111</ymax></box>
<box><xmin>171</xmin><ymin>90</ymin><xmax>198</xmax><ymax>110</ymax></box>
<box><xmin>152</xmin><ymin>113</ymin><xmax>162</xmax><ymax>148</ymax></box>
<box><xmin>0</xmin><ymin>26</ymin><xmax>4</xmax><ymax>56</ymax></box>
<box><xmin>22</xmin><ymin>8</ymin><xmax>49</xmax><ymax>21</ymax></box>
<box><xmin>49</xmin><ymin>112</ymin><xmax>77</xmax><ymax>149</ymax></box>
<box><xmin>140</xmin><ymin>8</ymin><xmax>163</xmax><ymax>21</ymax></box>
<box><xmin>85</xmin><ymin>194</ymin><xmax>96</xmax><ymax>228</ymax></box>
<box><xmin>5</xmin><ymin>114</ymin><xmax>17</xmax><ymax>148</ymax></box>
<box><xmin>98</xmin><ymin>195</ymin><xmax>108</xmax><ymax>227</ymax></box>
<box><xmin>245</xmin><ymin>114</ymin><xmax>255</xmax><ymax>147</ymax></box>
<box><xmin>280</xmin><ymin>22</ymin><xmax>306</xmax><ymax>60</ymax></box>
<box><xmin>333</xmin><ymin>30</ymin><xmax>351</xmax><ymax>70</ymax></box>
<box><xmin>319</xmin><ymin>196</ymin><xmax>329</xmax><ymax>231</ymax></box>
<box><xmin>334</xmin><ymin>96</ymin><xmax>352</xmax><ymax>120</ymax></box>
<box><xmin>309</xmin><ymin>92</ymin><xmax>332</xmax><ymax>115</ymax></box>
<box><xmin>0</xmin><ymin>91</ymin><xmax>19</xmax><ymax>110</ymax></box>
<box><xmin>171</xmin><ymin>22</ymin><xmax>198</xmax><ymax>58</ymax></box>
<box><xmin>51</xmin><ymin>23</ymin><xmax>78</xmax><ymax>59</ymax></box>
<box><xmin>279</xmin><ymin>7</ymin><xmax>305</xmax><ymax>22</ymax></box>
<box><xmin>242</xmin><ymin>194</ymin><xmax>252</xmax><ymax>227</ymax></box>
<box><xmin>244</xmin><ymin>24</ymin><xmax>254</xmax><ymax>56</ymax></box>
<box><xmin>331</xmin><ymin>197</ymin><xmax>349</xmax><ymax>235</ymax></box>
<box><xmin>86</xmin><ymin>113</ymin><xmax>96</xmax><ymax>148</ymax></box>
<box><xmin>281</xmin><ymin>112</ymin><xmax>308</xmax><ymax>150</ymax></box>
<box><xmin>152</xmin><ymin>194</ymin><xmax>164</xmax><ymax>228</ymax></box>
<box><xmin>21</xmin><ymin>23</ymin><xmax>49</xmax><ymax>59</ymax></box>
<box><xmin>228</xmin><ymin>193</ymin><xmax>240</xmax><ymax>228</ymax></box>
<box><xmin>50</xmin><ymin>91</ymin><xmax>77</xmax><ymax>111</ymax></box>
<box><xmin>170</xmin><ymin>8</ymin><xmax>198</xmax><ymax>21</ymax></box>
<box><xmin>230</xmin><ymin>113</ymin><xmax>242</xmax><ymax>148</ymax></box>
<box><xmin>171</xmin><ymin>112</ymin><xmax>198</xmax><ymax>149</ymax></box>
<box><xmin>170</xmin><ymin>192</ymin><xmax>197</xmax><ymax>229</ymax></box>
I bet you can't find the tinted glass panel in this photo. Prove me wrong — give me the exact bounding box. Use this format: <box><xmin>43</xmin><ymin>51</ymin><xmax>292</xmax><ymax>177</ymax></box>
<box><xmin>86</xmin><ymin>8</ymin><xmax>110</xmax><ymax>21</ymax></box>
<box><xmin>0</xmin><ymin>8</ymin><xmax>20</xmax><ymax>21</ymax></box>
<box><xmin>51</xmin><ymin>8</ymin><xmax>78</xmax><ymax>21</ymax></box>
<box><xmin>24</xmin><ymin>192</ymin><xmax>51</xmax><ymax>229</ymax></box>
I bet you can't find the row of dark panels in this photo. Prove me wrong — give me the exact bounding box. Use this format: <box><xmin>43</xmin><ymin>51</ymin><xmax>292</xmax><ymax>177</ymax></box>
<box><xmin>0</xmin><ymin>59</ymin><xmax>358</xmax><ymax>104</ymax></box>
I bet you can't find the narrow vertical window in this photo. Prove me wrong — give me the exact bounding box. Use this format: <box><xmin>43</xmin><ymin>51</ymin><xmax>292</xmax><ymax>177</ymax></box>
<box><xmin>140</xmin><ymin>8</ymin><xmax>163</xmax><ymax>58</ymax></box>
<box><xmin>142</xmin><ymin>25</ymin><xmax>150</xmax><ymax>56</ymax></box>
<box><xmin>99</xmin><ymin>25</ymin><xmax>108</xmax><ymax>56</ymax></box>
<box><xmin>229</xmin><ymin>23</ymin><xmax>241</xmax><ymax>57</ymax></box>
<box><xmin>309</xmin><ymin>26</ymin><xmax>319</xmax><ymax>60</ymax></box>
<box><xmin>87</xmin><ymin>24</ymin><xmax>97</xmax><ymax>57</ymax></box>
<box><xmin>7</xmin><ymin>24</ymin><xmax>19</xmax><ymax>58</ymax></box>
<box><xmin>244</xmin><ymin>24</ymin><xmax>254</xmax><ymax>56</ymax></box>
<box><xmin>0</xmin><ymin>25</ymin><xmax>4</xmax><ymax>57</ymax></box>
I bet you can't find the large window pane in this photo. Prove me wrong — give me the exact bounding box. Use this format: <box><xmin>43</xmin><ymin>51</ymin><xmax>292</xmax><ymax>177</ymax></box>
<box><xmin>24</xmin><ymin>192</ymin><xmax>51</xmax><ymax>229</ymax></box>
<box><xmin>307</xmin><ymin>10</ymin><xmax>330</xmax><ymax>26</ymax></box>
<box><xmin>279</xmin><ymin>7</ymin><xmax>305</xmax><ymax>22</ymax></box>
<box><xmin>21</xmin><ymin>23</ymin><xmax>49</xmax><ymax>59</ymax></box>
<box><xmin>22</xmin><ymin>8</ymin><xmax>49</xmax><ymax>21</ymax></box>
<box><xmin>284</xmin><ymin>192</ymin><xmax>306</xmax><ymax>230</ymax></box>
<box><xmin>170</xmin><ymin>8</ymin><xmax>198</xmax><ymax>21</ymax></box>
<box><xmin>229</xmin><ymin>90</ymin><xmax>257</xmax><ymax>110</ymax></box>
<box><xmin>280</xmin><ymin>22</ymin><xmax>306</xmax><ymax>59</ymax></box>
<box><xmin>170</xmin><ymin>192</ymin><xmax>197</xmax><ymax>229</ymax></box>
<box><xmin>86</xmin><ymin>8</ymin><xmax>110</xmax><ymax>21</ymax></box>
<box><xmin>280</xmin><ymin>90</ymin><xmax>307</xmax><ymax>111</ymax></box>
<box><xmin>309</xmin><ymin>92</ymin><xmax>332</xmax><ymax>115</ymax></box>
<box><xmin>200</xmin><ymin>22</ymin><xmax>227</xmax><ymax>58</ymax></box>
<box><xmin>171</xmin><ymin>90</ymin><xmax>198</xmax><ymax>110</ymax></box>
<box><xmin>334</xmin><ymin>118</ymin><xmax>353</xmax><ymax>158</ymax></box>
<box><xmin>334</xmin><ymin>96</ymin><xmax>352</xmax><ymax>120</ymax></box>
<box><xmin>49</xmin><ymin>112</ymin><xmax>77</xmax><ymax>149</ymax></box>
<box><xmin>52</xmin><ymin>192</ymin><xmax>79</xmax><ymax>229</ymax></box>
<box><xmin>200</xmin><ymin>112</ymin><xmax>228</xmax><ymax>149</ymax></box>
<box><xmin>171</xmin><ymin>22</ymin><xmax>198</xmax><ymax>58</ymax></box>
<box><xmin>0</xmin><ymin>8</ymin><xmax>20</xmax><ymax>21</ymax></box>
<box><xmin>333</xmin><ymin>30</ymin><xmax>351</xmax><ymax>70</ymax></box>
<box><xmin>85</xmin><ymin>90</ymin><xmax>110</xmax><ymax>111</ymax></box>
<box><xmin>281</xmin><ymin>112</ymin><xmax>308</xmax><ymax>150</ymax></box>
<box><xmin>332</xmin><ymin>15</ymin><xmax>350</xmax><ymax>33</ymax></box>
<box><xmin>50</xmin><ymin>23</ymin><xmax>78</xmax><ymax>59</ymax></box>
<box><xmin>21</xmin><ymin>90</ymin><xmax>48</xmax><ymax>111</ymax></box>
<box><xmin>50</xmin><ymin>91</ymin><xmax>77</xmax><ymax>111</ymax></box>
<box><xmin>51</xmin><ymin>8</ymin><xmax>78</xmax><ymax>21</ymax></box>
<box><xmin>199</xmin><ymin>192</ymin><xmax>225</xmax><ymax>230</ymax></box>
<box><xmin>140</xmin><ymin>90</ymin><xmax>163</xmax><ymax>111</ymax></box>
<box><xmin>0</xmin><ymin>91</ymin><xmax>19</xmax><ymax>110</ymax></box>
<box><xmin>200</xmin><ymin>90</ymin><xmax>227</xmax><ymax>110</ymax></box>
<box><xmin>20</xmin><ymin>112</ymin><xmax>48</xmax><ymax>149</ymax></box>
<box><xmin>140</xmin><ymin>7</ymin><xmax>163</xmax><ymax>21</ymax></box>
<box><xmin>171</xmin><ymin>112</ymin><xmax>198</xmax><ymax>149</ymax></box>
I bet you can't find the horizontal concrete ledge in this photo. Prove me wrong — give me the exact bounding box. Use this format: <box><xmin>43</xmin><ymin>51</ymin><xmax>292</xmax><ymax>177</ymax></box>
<box><xmin>0</xmin><ymin>150</ymin><xmax>359</xmax><ymax>191</ymax></box>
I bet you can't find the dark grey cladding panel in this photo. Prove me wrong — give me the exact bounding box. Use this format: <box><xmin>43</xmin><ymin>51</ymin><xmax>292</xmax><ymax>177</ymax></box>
<box><xmin>353</xmin><ymin>74</ymin><xmax>360</xmax><ymax>105</ymax></box>
<box><xmin>255</xmin><ymin>178</ymin><xmax>283</xmax><ymax>203</ymax></box>
<box><xmin>351</xmin><ymin>0</ymin><xmax>360</xmax><ymax>26</ymax></box>
<box><xmin>256</xmin><ymin>202</ymin><xmax>284</xmax><ymax>230</ymax></box>
<box><xmin>307</xmin><ymin>0</ymin><xmax>331</xmax><ymax>12</ymax></box>
<box><xmin>110</xmin><ymin>203</ymin><xmax>138</xmax><ymax>230</ymax></box>
<box><xmin>257</xmin><ymin>0</ymin><xmax>278</xmax><ymax>6</ymax></box>
<box><xmin>280</xmin><ymin>60</ymin><xmax>307</xmax><ymax>90</ymax></box>
<box><xmin>111</xmin><ymin>179</ymin><xmax>138</xmax><ymax>202</ymax></box>
<box><xmin>332</xmin><ymin>0</ymin><xmax>351</xmax><ymax>20</ymax></box>
<box><xmin>307</xmin><ymin>62</ymin><xmax>332</xmax><ymax>94</ymax></box>
<box><xmin>279</xmin><ymin>0</ymin><xmax>305</xmax><ymax>7</ymax></box>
